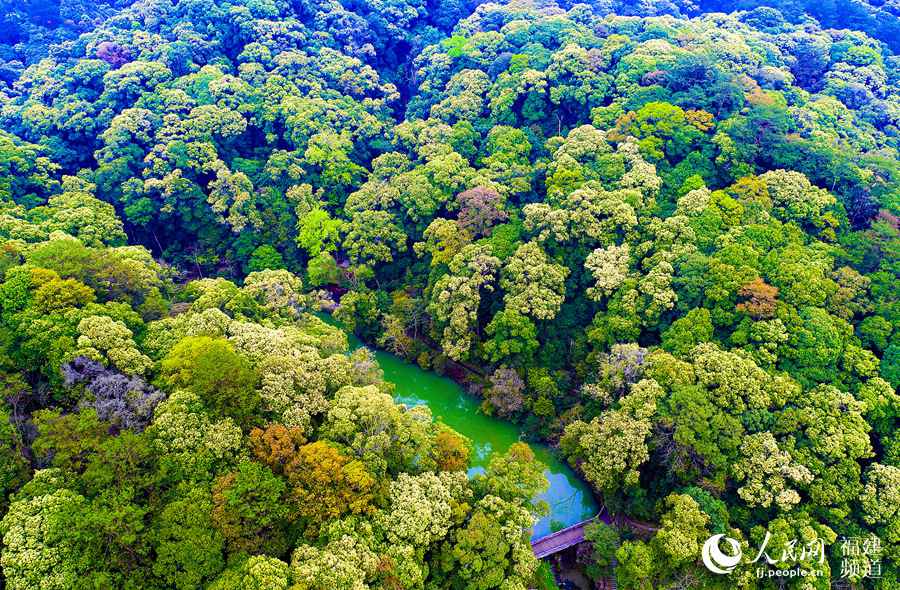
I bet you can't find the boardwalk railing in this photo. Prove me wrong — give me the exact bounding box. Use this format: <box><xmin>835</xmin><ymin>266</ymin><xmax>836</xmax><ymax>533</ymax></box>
<box><xmin>531</xmin><ymin>507</ymin><xmax>611</xmax><ymax>558</ymax></box>
<box><xmin>530</xmin><ymin>507</ymin><xmax>658</xmax><ymax>559</ymax></box>
<box><xmin>531</xmin><ymin>519</ymin><xmax>591</xmax><ymax>558</ymax></box>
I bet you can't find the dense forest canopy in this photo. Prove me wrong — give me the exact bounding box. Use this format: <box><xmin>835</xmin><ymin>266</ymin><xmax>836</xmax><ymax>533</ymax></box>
<box><xmin>0</xmin><ymin>0</ymin><xmax>897</xmax><ymax>588</ymax></box>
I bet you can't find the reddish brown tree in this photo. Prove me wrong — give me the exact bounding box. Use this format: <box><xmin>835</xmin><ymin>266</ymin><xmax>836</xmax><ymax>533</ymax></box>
<box><xmin>736</xmin><ymin>278</ymin><xmax>779</xmax><ymax>319</ymax></box>
<box><xmin>455</xmin><ymin>187</ymin><xmax>509</xmax><ymax>238</ymax></box>
<box><xmin>96</xmin><ymin>42</ymin><xmax>131</xmax><ymax>68</ymax></box>
<box><xmin>249</xmin><ymin>423</ymin><xmax>306</xmax><ymax>475</ymax></box>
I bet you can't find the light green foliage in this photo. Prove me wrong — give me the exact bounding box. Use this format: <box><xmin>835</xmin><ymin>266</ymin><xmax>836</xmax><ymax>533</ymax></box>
<box><xmin>256</xmin><ymin>348</ymin><xmax>328</xmax><ymax>432</ymax></box>
<box><xmin>30</xmin><ymin>409</ymin><xmax>107</xmax><ymax>474</ymax></box>
<box><xmin>524</xmin><ymin>183</ymin><xmax>639</xmax><ymax>248</ymax></box>
<box><xmin>158</xmin><ymin>336</ymin><xmax>260</xmax><ymax>424</ymax></box>
<box><xmin>147</xmin><ymin>390</ymin><xmax>244</xmax><ymax>481</ymax></box>
<box><xmin>208</xmin><ymin>556</ymin><xmax>291</xmax><ymax>590</ymax></box>
<box><xmin>0</xmin><ymin>132</ymin><xmax>60</xmax><ymax>206</ymax></box>
<box><xmin>3</xmin><ymin>177</ymin><xmax>127</xmax><ymax>247</ymax></box>
<box><xmin>582</xmin><ymin>522</ymin><xmax>619</xmax><ymax>581</ymax></box>
<box><xmin>483</xmin><ymin>309</ymin><xmax>539</xmax><ymax>364</ymax></box>
<box><xmin>474</xmin><ymin>442</ymin><xmax>549</xmax><ymax>512</ymax></box>
<box><xmin>32</xmin><ymin>276</ymin><xmax>95</xmax><ymax>314</ymax></box>
<box><xmin>614</xmin><ymin>540</ymin><xmax>655</xmax><ymax>590</ymax></box>
<box><xmin>428</xmin><ymin>244</ymin><xmax>501</xmax><ymax>361</ymax></box>
<box><xmin>297</xmin><ymin>208</ymin><xmax>344</xmax><ymax>257</ymax></box>
<box><xmin>661</xmin><ymin>308</ymin><xmax>714</xmax><ymax>357</ymax></box>
<box><xmin>75</xmin><ymin>315</ymin><xmax>152</xmax><ymax>375</ymax></box>
<box><xmin>415</xmin><ymin>218</ymin><xmax>471</xmax><ymax>267</ymax></box>
<box><xmin>613</xmin><ymin>494</ymin><xmax>715</xmax><ymax>588</ymax></box>
<box><xmin>585</xmin><ymin>243</ymin><xmax>631</xmax><ymax>301</ymax></box>
<box><xmin>861</xmin><ymin>464</ymin><xmax>900</xmax><ymax>526</ymax></box>
<box><xmin>759</xmin><ymin>170</ymin><xmax>837</xmax><ymax>232</ymax></box>
<box><xmin>561</xmin><ymin>379</ymin><xmax>661</xmax><ymax>493</ymax></box>
<box><xmin>747</xmin><ymin>514</ymin><xmax>837</xmax><ymax>576</ymax></box>
<box><xmin>500</xmin><ymin>242</ymin><xmax>568</xmax><ymax>321</ymax></box>
<box><xmin>291</xmin><ymin>534</ymin><xmax>379</xmax><ymax>590</ymax></box>
<box><xmin>242</xmin><ymin>268</ymin><xmax>305</xmax><ymax>319</ymax></box>
<box><xmin>612</xmin><ymin>102</ymin><xmax>708</xmax><ymax>164</ymax></box>
<box><xmin>208</xmin><ymin>168</ymin><xmax>259</xmax><ymax>233</ymax></box>
<box><xmin>732</xmin><ymin>432</ymin><xmax>813</xmax><ymax>510</ymax></box>
<box><xmin>434</xmin><ymin>494</ymin><xmax>539</xmax><ymax>590</ymax></box>
<box><xmin>783</xmin><ymin>384</ymin><xmax>873</xmax><ymax>466</ymax></box>
<box><xmin>344</xmin><ymin>210</ymin><xmax>406</xmax><ymax>265</ymax></box>
<box><xmin>544</xmin><ymin>125</ymin><xmax>623</xmax><ymax>201</ymax></box>
<box><xmin>246</xmin><ymin>245</ymin><xmax>286</xmax><ymax>273</ymax></box>
<box><xmin>321</xmin><ymin>385</ymin><xmax>433</xmax><ymax>474</ymax></box>
<box><xmin>691</xmin><ymin>343</ymin><xmax>788</xmax><ymax>412</ymax></box>
<box><xmin>379</xmin><ymin>471</ymin><xmax>470</xmax><ymax>547</ymax></box>
<box><xmin>651</xmin><ymin>494</ymin><xmax>710</xmax><ymax>566</ymax></box>
<box><xmin>152</xmin><ymin>486</ymin><xmax>225</xmax><ymax>590</ymax></box>
<box><xmin>857</xmin><ymin>377</ymin><xmax>900</xmax><ymax>436</ymax></box>
<box><xmin>663</xmin><ymin>384</ymin><xmax>743</xmax><ymax>483</ymax></box>
<box><xmin>211</xmin><ymin>460</ymin><xmax>289</xmax><ymax>555</ymax></box>
<box><xmin>0</xmin><ymin>486</ymin><xmax>87</xmax><ymax>590</ymax></box>
<box><xmin>307</xmin><ymin>251</ymin><xmax>341</xmax><ymax>287</ymax></box>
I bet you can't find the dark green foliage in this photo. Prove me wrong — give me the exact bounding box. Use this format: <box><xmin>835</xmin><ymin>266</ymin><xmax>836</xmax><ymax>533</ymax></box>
<box><xmin>211</xmin><ymin>460</ymin><xmax>290</xmax><ymax>556</ymax></box>
<box><xmin>580</xmin><ymin>521</ymin><xmax>620</xmax><ymax>581</ymax></box>
<box><xmin>0</xmin><ymin>408</ymin><xmax>28</xmax><ymax>509</ymax></box>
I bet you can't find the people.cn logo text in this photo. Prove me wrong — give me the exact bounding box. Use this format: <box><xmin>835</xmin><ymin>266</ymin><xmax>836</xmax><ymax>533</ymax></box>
<box><xmin>702</xmin><ymin>534</ymin><xmax>743</xmax><ymax>574</ymax></box>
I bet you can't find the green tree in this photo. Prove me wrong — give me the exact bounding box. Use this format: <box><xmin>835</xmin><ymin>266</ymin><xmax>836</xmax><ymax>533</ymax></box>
<box><xmin>147</xmin><ymin>390</ymin><xmax>243</xmax><ymax>482</ymax></box>
<box><xmin>661</xmin><ymin>308</ymin><xmax>715</xmax><ymax>357</ymax></box>
<box><xmin>0</xmin><ymin>408</ymin><xmax>28</xmax><ymax>509</ymax></box>
<box><xmin>246</xmin><ymin>245</ymin><xmax>286</xmax><ymax>273</ymax></box>
<box><xmin>474</xmin><ymin>442</ymin><xmax>548</xmax><ymax>511</ymax></box>
<box><xmin>0</xmin><ymin>483</ymin><xmax>88</xmax><ymax>590</ymax></box>
<box><xmin>483</xmin><ymin>309</ymin><xmax>539</xmax><ymax>364</ymax></box>
<box><xmin>209</xmin><ymin>556</ymin><xmax>291</xmax><ymax>590</ymax></box>
<box><xmin>158</xmin><ymin>336</ymin><xmax>260</xmax><ymax>425</ymax></box>
<box><xmin>151</xmin><ymin>486</ymin><xmax>225</xmax><ymax>589</ymax></box>
<box><xmin>211</xmin><ymin>460</ymin><xmax>290</xmax><ymax>556</ymax></box>
<box><xmin>343</xmin><ymin>210</ymin><xmax>406</xmax><ymax>265</ymax></box>
<box><xmin>433</xmin><ymin>495</ymin><xmax>539</xmax><ymax>590</ymax></box>
<box><xmin>307</xmin><ymin>251</ymin><xmax>341</xmax><ymax>287</ymax></box>
<box><xmin>296</xmin><ymin>208</ymin><xmax>344</xmax><ymax>258</ymax></box>
<box><xmin>428</xmin><ymin>244</ymin><xmax>501</xmax><ymax>361</ymax></box>
<box><xmin>500</xmin><ymin>242</ymin><xmax>568</xmax><ymax>321</ymax></box>
<box><xmin>732</xmin><ymin>433</ymin><xmax>813</xmax><ymax>511</ymax></box>
<box><xmin>561</xmin><ymin>379</ymin><xmax>661</xmax><ymax>494</ymax></box>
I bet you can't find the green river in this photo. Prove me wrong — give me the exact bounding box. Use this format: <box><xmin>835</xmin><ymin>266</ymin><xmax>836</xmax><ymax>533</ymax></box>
<box><xmin>343</xmin><ymin>332</ymin><xmax>600</xmax><ymax>539</ymax></box>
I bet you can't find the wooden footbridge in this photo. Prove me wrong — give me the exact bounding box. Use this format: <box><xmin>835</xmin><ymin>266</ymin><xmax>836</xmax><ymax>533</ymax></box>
<box><xmin>531</xmin><ymin>507</ymin><xmax>658</xmax><ymax>559</ymax></box>
<box><xmin>531</xmin><ymin>509</ymin><xmax>614</xmax><ymax>558</ymax></box>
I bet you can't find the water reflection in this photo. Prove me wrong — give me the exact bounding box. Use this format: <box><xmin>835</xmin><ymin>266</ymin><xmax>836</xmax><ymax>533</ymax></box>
<box><xmin>367</xmin><ymin>345</ymin><xmax>599</xmax><ymax>539</ymax></box>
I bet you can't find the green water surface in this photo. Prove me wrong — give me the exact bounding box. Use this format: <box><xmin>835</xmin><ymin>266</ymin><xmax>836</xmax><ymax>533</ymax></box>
<box><xmin>342</xmin><ymin>333</ymin><xmax>599</xmax><ymax>538</ymax></box>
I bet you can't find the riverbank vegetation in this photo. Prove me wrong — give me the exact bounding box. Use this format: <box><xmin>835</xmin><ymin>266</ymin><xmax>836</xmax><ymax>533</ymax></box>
<box><xmin>0</xmin><ymin>0</ymin><xmax>898</xmax><ymax>588</ymax></box>
<box><xmin>0</xmin><ymin>224</ymin><xmax>551</xmax><ymax>588</ymax></box>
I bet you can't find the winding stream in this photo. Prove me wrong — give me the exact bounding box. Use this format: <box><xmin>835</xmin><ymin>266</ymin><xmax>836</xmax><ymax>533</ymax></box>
<box><xmin>343</xmin><ymin>332</ymin><xmax>600</xmax><ymax>539</ymax></box>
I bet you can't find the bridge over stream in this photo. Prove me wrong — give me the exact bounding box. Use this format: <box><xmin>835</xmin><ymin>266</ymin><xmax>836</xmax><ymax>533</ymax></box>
<box><xmin>531</xmin><ymin>508</ymin><xmax>658</xmax><ymax>559</ymax></box>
